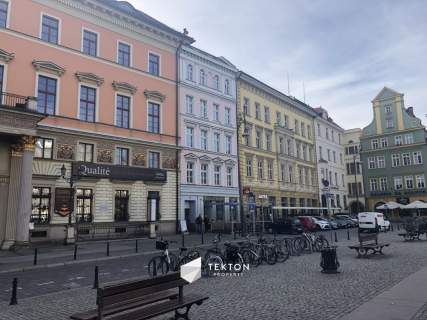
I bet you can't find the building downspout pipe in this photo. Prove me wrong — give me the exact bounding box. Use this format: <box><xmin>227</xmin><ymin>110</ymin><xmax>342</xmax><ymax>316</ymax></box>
<box><xmin>175</xmin><ymin>38</ymin><xmax>183</xmax><ymax>234</ymax></box>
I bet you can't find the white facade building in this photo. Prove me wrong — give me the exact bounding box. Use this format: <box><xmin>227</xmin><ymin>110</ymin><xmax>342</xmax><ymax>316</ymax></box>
<box><xmin>314</xmin><ymin>107</ymin><xmax>348</xmax><ymax>214</ymax></box>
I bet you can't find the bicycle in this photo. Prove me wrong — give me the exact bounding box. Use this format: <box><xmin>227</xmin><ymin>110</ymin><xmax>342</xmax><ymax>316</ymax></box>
<box><xmin>294</xmin><ymin>232</ymin><xmax>329</xmax><ymax>253</ymax></box>
<box><xmin>202</xmin><ymin>237</ymin><xmax>245</xmax><ymax>276</ymax></box>
<box><xmin>147</xmin><ymin>240</ymin><xmax>200</xmax><ymax>277</ymax></box>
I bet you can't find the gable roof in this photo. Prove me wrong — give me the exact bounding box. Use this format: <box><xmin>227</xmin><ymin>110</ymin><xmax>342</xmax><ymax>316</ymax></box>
<box><xmin>373</xmin><ymin>87</ymin><xmax>402</xmax><ymax>102</ymax></box>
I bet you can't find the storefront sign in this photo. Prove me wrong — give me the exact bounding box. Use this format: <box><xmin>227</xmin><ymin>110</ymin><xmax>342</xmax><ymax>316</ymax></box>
<box><xmin>72</xmin><ymin>162</ymin><xmax>167</xmax><ymax>182</ymax></box>
<box><xmin>54</xmin><ymin>188</ymin><xmax>73</xmax><ymax>217</ymax></box>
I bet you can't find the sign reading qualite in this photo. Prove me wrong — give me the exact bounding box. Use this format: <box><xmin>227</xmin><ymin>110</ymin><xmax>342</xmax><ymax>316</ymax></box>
<box><xmin>72</xmin><ymin>162</ymin><xmax>167</xmax><ymax>182</ymax></box>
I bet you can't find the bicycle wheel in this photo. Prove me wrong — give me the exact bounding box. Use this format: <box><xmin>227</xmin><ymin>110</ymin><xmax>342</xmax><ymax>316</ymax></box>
<box><xmin>168</xmin><ymin>252</ymin><xmax>179</xmax><ymax>271</ymax></box>
<box><xmin>275</xmin><ymin>244</ymin><xmax>289</xmax><ymax>263</ymax></box>
<box><xmin>187</xmin><ymin>249</ymin><xmax>201</xmax><ymax>260</ymax></box>
<box><xmin>202</xmin><ymin>254</ymin><xmax>223</xmax><ymax>277</ymax></box>
<box><xmin>147</xmin><ymin>256</ymin><xmax>169</xmax><ymax>277</ymax></box>
<box><xmin>263</xmin><ymin>246</ymin><xmax>277</xmax><ymax>265</ymax></box>
<box><xmin>292</xmin><ymin>238</ymin><xmax>304</xmax><ymax>255</ymax></box>
<box><xmin>241</xmin><ymin>248</ymin><xmax>260</xmax><ymax>268</ymax></box>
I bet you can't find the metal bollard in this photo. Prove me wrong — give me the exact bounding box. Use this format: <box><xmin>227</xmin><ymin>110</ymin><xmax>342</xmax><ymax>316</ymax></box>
<box><xmin>9</xmin><ymin>278</ymin><xmax>18</xmax><ymax>305</ymax></box>
<box><xmin>201</xmin><ymin>230</ymin><xmax>204</xmax><ymax>245</ymax></box>
<box><xmin>93</xmin><ymin>266</ymin><xmax>99</xmax><ymax>289</ymax></box>
<box><xmin>106</xmin><ymin>242</ymin><xmax>110</xmax><ymax>257</ymax></box>
<box><xmin>181</xmin><ymin>233</ymin><xmax>185</xmax><ymax>248</ymax></box>
<box><xmin>73</xmin><ymin>244</ymin><xmax>77</xmax><ymax>260</ymax></box>
<box><xmin>153</xmin><ymin>259</ymin><xmax>157</xmax><ymax>277</ymax></box>
<box><xmin>218</xmin><ymin>232</ymin><xmax>222</xmax><ymax>242</ymax></box>
<box><xmin>347</xmin><ymin>229</ymin><xmax>350</xmax><ymax>241</ymax></box>
<box><xmin>135</xmin><ymin>239</ymin><xmax>138</xmax><ymax>253</ymax></box>
<box><xmin>391</xmin><ymin>224</ymin><xmax>394</xmax><ymax>232</ymax></box>
<box><xmin>33</xmin><ymin>248</ymin><xmax>38</xmax><ymax>265</ymax></box>
<box><xmin>234</xmin><ymin>231</ymin><xmax>237</xmax><ymax>240</ymax></box>
<box><xmin>334</xmin><ymin>232</ymin><xmax>338</xmax><ymax>243</ymax></box>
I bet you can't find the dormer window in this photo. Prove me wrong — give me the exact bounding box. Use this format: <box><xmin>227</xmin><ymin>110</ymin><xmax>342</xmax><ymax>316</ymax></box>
<box><xmin>385</xmin><ymin>105</ymin><xmax>392</xmax><ymax>113</ymax></box>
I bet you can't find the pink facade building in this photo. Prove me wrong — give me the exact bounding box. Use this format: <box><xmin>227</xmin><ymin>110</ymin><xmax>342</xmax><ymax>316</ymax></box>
<box><xmin>0</xmin><ymin>0</ymin><xmax>192</xmax><ymax>247</ymax></box>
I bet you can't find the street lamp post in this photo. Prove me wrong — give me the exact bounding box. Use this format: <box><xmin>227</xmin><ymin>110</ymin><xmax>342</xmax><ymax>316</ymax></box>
<box><xmin>353</xmin><ymin>155</ymin><xmax>360</xmax><ymax>215</ymax></box>
<box><xmin>237</xmin><ymin>112</ymin><xmax>249</xmax><ymax>236</ymax></box>
<box><xmin>61</xmin><ymin>164</ymin><xmax>76</xmax><ymax>245</ymax></box>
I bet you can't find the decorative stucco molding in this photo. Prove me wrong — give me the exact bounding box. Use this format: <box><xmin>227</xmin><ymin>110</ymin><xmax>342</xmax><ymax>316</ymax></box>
<box><xmin>32</xmin><ymin>60</ymin><xmax>66</xmax><ymax>76</ymax></box>
<box><xmin>212</xmin><ymin>157</ymin><xmax>224</xmax><ymax>163</ymax></box>
<box><xmin>184</xmin><ymin>153</ymin><xmax>198</xmax><ymax>160</ymax></box>
<box><xmin>112</xmin><ymin>81</ymin><xmax>137</xmax><ymax>95</ymax></box>
<box><xmin>199</xmin><ymin>155</ymin><xmax>211</xmax><ymax>161</ymax></box>
<box><xmin>144</xmin><ymin>90</ymin><xmax>166</xmax><ymax>102</ymax></box>
<box><xmin>0</xmin><ymin>49</ymin><xmax>15</xmax><ymax>63</ymax></box>
<box><xmin>75</xmin><ymin>72</ymin><xmax>104</xmax><ymax>86</ymax></box>
<box><xmin>224</xmin><ymin>159</ymin><xmax>236</xmax><ymax>166</ymax></box>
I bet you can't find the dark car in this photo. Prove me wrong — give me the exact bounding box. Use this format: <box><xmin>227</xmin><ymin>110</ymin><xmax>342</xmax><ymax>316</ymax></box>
<box><xmin>334</xmin><ymin>215</ymin><xmax>355</xmax><ymax>228</ymax></box>
<box><xmin>297</xmin><ymin>216</ymin><xmax>317</xmax><ymax>231</ymax></box>
<box><xmin>272</xmin><ymin>218</ymin><xmax>303</xmax><ymax>234</ymax></box>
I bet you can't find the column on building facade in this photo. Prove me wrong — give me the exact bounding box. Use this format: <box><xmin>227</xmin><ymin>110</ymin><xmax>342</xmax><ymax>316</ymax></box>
<box><xmin>1</xmin><ymin>146</ymin><xmax>22</xmax><ymax>249</ymax></box>
<box><xmin>15</xmin><ymin>136</ymin><xmax>36</xmax><ymax>245</ymax></box>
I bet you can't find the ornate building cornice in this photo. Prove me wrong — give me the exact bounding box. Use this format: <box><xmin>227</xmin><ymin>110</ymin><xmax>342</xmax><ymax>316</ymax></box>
<box><xmin>32</xmin><ymin>60</ymin><xmax>66</xmax><ymax>76</ymax></box>
<box><xmin>0</xmin><ymin>48</ymin><xmax>15</xmax><ymax>63</ymax></box>
<box><xmin>112</xmin><ymin>81</ymin><xmax>137</xmax><ymax>95</ymax></box>
<box><xmin>144</xmin><ymin>90</ymin><xmax>166</xmax><ymax>102</ymax></box>
<box><xmin>75</xmin><ymin>72</ymin><xmax>104</xmax><ymax>86</ymax></box>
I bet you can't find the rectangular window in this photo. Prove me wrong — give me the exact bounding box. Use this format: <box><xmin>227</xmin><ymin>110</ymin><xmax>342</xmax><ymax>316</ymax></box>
<box><xmin>214</xmin><ymin>133</ymin><xmax>220</xmax><ymax>152</ymax></box>
<box><xmin>77</xmin><ymin>142</ymin><xmax>94</xmax><ymax>162</ymax></box>
<box><xmin>380</xmin><ymin>137</ymin><xmax>388</xmax><ymax>148</ymax></box>
<box><xmin>200</xmin><ymin>99</ymin><xmax>208</xmax><ymax>118</ymax></box>
<box><xmin>41</xmin><ymin>15</ymin><xmax>59</xmax><ymax>44</ymax></box>
<box><xmin>385</xmin><ymin>105</ymin><xmax>391</xmax><ymax>113</ymax></box>
<box><xmin>294</xmin><ymin>120</ymin><xmax>299</xmax><ymax>134</ymax></box>
<box><xmin>402</xmin><ymin>153</ymin><xmax>411</xmax><ymax>166</ymax></box>
<box><xmin>386</xmin><ymin>119</ymin><xmax>394</xmax><ymax>128</ymax></box>
<box><xmin>391</xmin><ymin>154</ymin><xmax>401</xmax><ymax>167</ymax></box>
<box><xmin>201</xmin><ymin>163</ymin><xmax>208</xmax><ymax>185</ymax></box>
<box><xmin>284</xmin><ymin>115</ymin><xmax>289</xmax><ymax>128</ymax></box>
<box><xmin>327</xmin><ymin>149</ymin><xmax>331</xmax><ymax>161</ymax></box>
<box><xmin>246</xmin><ymin>159</ymin><xmax>252</xmax><ymax>177</ymax></box>
<box><xmin>213</xmin><ymin>104</ymin><xmax>220</xmax><ymax>122</ymax></box>
<box><xmin>214</xmin><ymin>165</ymin><xmax>221</xmax><ymax>185</ymax></box>
<box><xmin>148</xmin><ymin>151</ymin><xmax>160</xmax><ymax>168</ymax></box>
<box><xmin>186</xmin><ymin>95</ymin><xmax>193</xmax><ymax>114</ymax></box>
<box><xmin>225</xmin><ymin>107</ymin><xmax>231</xmax><ymax>125</ymax></box>
<box><xmin>0</xmin><ymin>65</ymin><xmax>3</xmax><ymax>93</ymax></box>
<box><xmin>118</xmin><ymin>42</ymin><xmax>131</xmax><ymax>67</ymax></box>
<box><xmin>279</xmin><ymin>137</ymin><xmax>284</xmax><ymax>154</ymax></box>
<box><xmin>186</xmin><ymin>162</ymin><xmax>194</xmax><ymax>183</ymax></box>
<box><xmin>301</xmin><ymin>123</ymin><xmax>305</xmax><ymax>137</ymax></box>
<box><xmin>255</xmin><ymin>103</ymin><xmax>261</xmax><ymax>119</ymax></box>
<box><xmin>35</xmin><ymin>138</ymin><xmax>53</xmax><ymax>159</ymax></box>
<box><xmin>394</xmin><ymin>176</ymin><xmax>403</xmax><ymax>190</ymax></box>
<box><xmin>288</xmin><ymin>166</ymin><xmax>293</xmax><ymax>183</ymax></box>
<box><xmin>395</xmin><ymin>135</ymin><xmax>402</xmax><ymax>146</ymax></box>
<box><xmin>276</xmin><ymin>111</ymin><xmax>281</xmax><ymax>125</ymax></box>
<box><xmin>377</xmin><ymin>156</ymin><xmax>385</xmax><ymax>168</ymax></box>
<box><xmin>31</xmin><ymin>187</ymin><xmax>51</xmax><ymax>224</ymax></box>
<box><xmin>0</xmin><ymin>0</ymin><xmax>8</xmax><ymax>28</ymax></box>
<box><xmin>116</xmin><ymin>94</ymin><xmax>130</xmax><ymax>128</ymax></box>
<box><xmin>319</xmin><ymin>146</ymin><xmax>323</xmax><ymax>159</ymax></box>
<box><xmin>404</xmin><ymin>134</ymin><xmax>414</xmax><ymax>144</ymax></box>
<box><xmin>76</xmin><ymin>188</ymin><xmax>93</xmax><ymax>223</ymax></box>
<box><xmin>115</xmin><ymin>147</ymin><xmax>129</xmax><ymax>166</ymax></box>
<box><xmin>266</xmin><ymin>133</ymin><xmax>271</xmax><ymax>151</ymax></box>
<box><xmin>256</xmin><ymin>130</ymin><xmax>262</xmax><ymax>149</ymax></box>
<box><xmin>416</xmin><ymin>175</ymin><xmax>425</xmax><ymax>189</ymax></box>
<box><xmin>79</xmin><ymin>85</ymin><xmax>96</xmax><ymax>122</ymax></box>
<box><xmin>243</xmin><ymin>97</ymin><xmax>250</xmax><ymax>116</ymax></box>
<box><xmin>226</xmin><ymin>167</ymin><xmax>233</xmax><ymax>187</ymax></box>
<box><xmin>37</xmin><ymin>75</ymin><xmax>57</xmax><ymax>115</ymax></box>
<box><xmin>200</xmin><ymin>129</ymin><xmax>207</xmax><ymax>150</ymax></box>
<box><xmin>149</xmin><ymin>53</ymin><xmax>160</xmax><ymax>76</ymax></box>
<box><xmin>225</xmin><ymin>135</ymin><xmax>232</xmax><ymax>154</ymax></box>
<box><xmin>147</xmin><ymin>102</ymin><xmax>160</xmax><ymax>133</ymax></box>
<box><xmin>333</xmin><ymin>151</ymin><xmax>336</xmax><ymax>163</ymax></box>
<box><xmin>264</xmin><ymin>106</ymin><xmax>270</xmax><ymax>123</ymax></box>
<box><xmin>325</xmin><ymin>127</ymin><xmax>329</xmax><ymax>139</ymax></box>
<box><xmin>82</xmin><ymin>29</ymin><xmax>98</xmax><ymax>56</ymax></box>
<box><xmin>185</xmin><ymin>127</ymin><xmax>194</xmax><ymax>148</ymax></box>
<box><xmin>280</xmin><ymin>164</ymin><xmax>285</xmax><ymax>182</ymax></box>
<box><xmin>371</xmin><ymin>139</ymin><xmax>378</xmax><ymax>149</ymax></box>
<box><xmin>307</xmin><ymin>125</ymin><xmax>312</xmax><ymax>139</ymax></box>
<box><xmin>413</xmin><ymin>151</ymin><xmax>423</xmax><ymax>165</ymax></box>
<box><xmin>405</xmin><ymin>176</ymin><xmax>413</xmax><ymax>189</ymax></box>
<box><xmin>379</xmin><ymin>177</ymin><xmax>387</xmax><ymax>191</ymax></box>
<box><xmin>369</xmin><ymin>178</ymin><xmax>378</xmax><ymax>191</ymax></box>
<box><xmin>257</xmin><ymin>160</ymin><xmax>264</xmax><ymax>180</ymax></box>
<box><xmin>368</xmin><ymin>157</ymin><xmax>376</xmax><ymax>169</ymax></box>
<box><xmin>268</xmin><ymin>161</ymin><xmax>273</xmax><ymax>180</ymax></box>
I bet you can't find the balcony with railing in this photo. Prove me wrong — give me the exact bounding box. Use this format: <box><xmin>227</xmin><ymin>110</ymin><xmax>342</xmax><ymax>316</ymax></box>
<box><xmin>0</xmin><ymin>92</ymin><xmax>37</xmax><ymax>111</ymax></box>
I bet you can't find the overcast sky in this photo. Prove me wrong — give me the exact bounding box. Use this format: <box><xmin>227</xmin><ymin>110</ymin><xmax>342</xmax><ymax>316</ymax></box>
<box><xmin>128</xmin><ymin>0</ymin><xmax>427</xmax><ymax>129</ymax></box>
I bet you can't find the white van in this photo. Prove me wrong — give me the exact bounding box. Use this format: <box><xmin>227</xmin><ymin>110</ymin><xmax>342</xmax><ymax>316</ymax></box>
<box><xmin>358</xmin><ymin>212</ymin><xmax>390</xmax><ymax>232</ymax></box>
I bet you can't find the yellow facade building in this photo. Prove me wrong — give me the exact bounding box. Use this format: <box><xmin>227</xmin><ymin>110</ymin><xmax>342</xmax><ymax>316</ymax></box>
<box><xmin>236</xmin><ymin>72</ymin><xmax>319</xmax><ymax>219</ymax></box>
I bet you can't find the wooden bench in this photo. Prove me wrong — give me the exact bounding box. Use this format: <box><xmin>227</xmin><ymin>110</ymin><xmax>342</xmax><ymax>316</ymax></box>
<box><xmin>70</xmin><ymin>272</ymin><xmax>208</xmax><ymax>320</ymax></box>
<box><xmin>348</xmin><ymin>232</ymin><xmax>390</xmax><ymax>258</ymax></box>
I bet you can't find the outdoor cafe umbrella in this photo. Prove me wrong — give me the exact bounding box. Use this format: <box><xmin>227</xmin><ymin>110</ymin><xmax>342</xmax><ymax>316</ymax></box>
<box><xmin>376</xmin><ymin>201</ymin><xmax>404</xmax><ymax>210</ymax></box>
<box><xmin>403</xmin><ymin>200</ymin><xmax>427</xmax><ymax>217</ymax></box>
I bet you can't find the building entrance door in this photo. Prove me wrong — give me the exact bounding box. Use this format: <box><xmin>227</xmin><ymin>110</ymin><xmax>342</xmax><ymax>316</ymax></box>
<box><xmin>114</xmin><ymin>190</ymin><xmax>129</xmax><ymax>221</ymax></box>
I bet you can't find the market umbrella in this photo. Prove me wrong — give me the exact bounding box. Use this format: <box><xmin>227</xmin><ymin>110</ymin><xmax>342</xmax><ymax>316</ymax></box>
<box><xmin>376</xmin><ymin>201</ymin><xmax>404</xmax><ymax>210</ymax></box>
<box><xmin>403</xmin><ymin>201</ymin><xmax>427</xmax><ymax>209</ymax></box>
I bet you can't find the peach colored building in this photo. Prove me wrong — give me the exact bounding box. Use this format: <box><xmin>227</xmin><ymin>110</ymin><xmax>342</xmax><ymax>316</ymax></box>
<box><xmin>0</xmin><ymin>0</ymin><xmax>193</xmax><ymax>247</ymax></box>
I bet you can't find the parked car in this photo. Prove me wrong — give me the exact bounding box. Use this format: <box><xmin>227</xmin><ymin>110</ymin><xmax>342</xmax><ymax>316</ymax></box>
<box><xmin>334</xmin><ymin>215</ymin><xmax>354</xmax><ymax>228</ymax></box>
<box><xmin>297</xmin><ymin>216</ymin><xmax>317</xmax><ymax>231</ymax></box>
<box><xmin>324</xmin><ymin>217</ymin><xmax>339</xmax><ymax>229</ymax></box>
<box><xmin>358</xmin><ymin>212</ymin><xmax>391</xmax><ymax>232</ymax></box>
<box><xmin>272</xmin><ymin>218</ymin><xmax>304</xmax><ymax>234</ymax></box>
<box><xmin>336</xmin><ymin>214</ymin><xmax>358</xmax><ymax>224</ymax></box>
<box><xmin>312</xmin><ymin>217</ymin><xmax>331</xmax><ymax>230</ymax></box>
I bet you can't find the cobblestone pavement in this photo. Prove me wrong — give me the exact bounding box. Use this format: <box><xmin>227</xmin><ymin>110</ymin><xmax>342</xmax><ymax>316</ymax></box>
<box><xmin>2</xmin><ymin>230</ymin><xmax>427</xmax><ymax>320</ymax></box>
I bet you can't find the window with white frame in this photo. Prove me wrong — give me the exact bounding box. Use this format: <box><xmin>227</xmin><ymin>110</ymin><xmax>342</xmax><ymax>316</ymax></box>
<box><xmin>371</xmin><ymin>139</ymin><xmax>379</xmax><ymax>149</ymax></box>
<box><xmin>148</xmin><ymin>102</ymin><xmax>160</xmax><ymax>133</ymax></box>
<box><xmin>368</xmin><ymin>157</ymin><xmax>376</xmax><ymax>169</ymax></box>
<box><xmin>118</xmin><ymin>42</ymin><xmax>131</xmax><ymax>67</ymax></box>
<box><xmin>280</xmin><ymin>163</ymin><xmax>285</xmax><ymax>181</ymax></box>
<box><xmin>380</xmin><ymin>137</ymin><xmax>388</xmax><ymax>148</ymax></box>
<box><xmin>276</xmin><ymin>111</ymin><xmax>281</xmax><ymax>125</ymax></box>
<box><xmin>79</xmin><ymin>85</ymin><xmax>96</xmax><ymax>122</ymax></box>
<box><xmin>301</xmin><ymin>123</ymin><xmax>306</xmax><ymax>137</ymax></box>
<box><xmin>394</xmin><ymin>176</ymin><xmax>403</xmax><ymax>190</ymax></box>
<box><xmin>199</xmin><ymin>69</ymin><xmax>206</xmax><ymax>85</ymax></box>
<box><xmin>200</xmin><ymin>99</ymin><xmax>208</xmax><ymax>118</ymax></box>
<box><xmin>342</xmin><ymin>174</ymin><xmax>345</xmax><ymax>187</ymax></box>
<box><xmin>307</xmin><ymin>125</ymin><xmax>312</xmax><ymax>139</ymax></box>
<box><xmin>379</xmin><ymin>177</ymin><xmax>387</xmax><ymax>191</ymax></box>
<box><xmin>268</xmin><ymin>160</ymin><xmax>273</xmax><ymax>180</ymax></box>
<box><xmin>264</xmin><ymin>106</ymin><xmax>270</xmax><ymax>123</ymax></box>
<box><xmin>284</xmin><ymin>115</ymin><xmax>289</xmax><ymax>128</ymax></box>
<box><xmin>200</xmin><ymin>163</ymin><xmax>208</xmax><ymax>185</ymax></box>
<box><xmin>257</xmin><ymin>160</ymin><xmax>264</xmax><ymax>180</ymax></box>
<box><xmin>377</xmin><ymin>156</ymin><xmax>385</xmax><ymax>168</ymax></box>
<box><xmin>213</xmin><ymin>75</ymin><xmax>219</xmax><ymax>90</ymax></box>
<box><xmin>243</xmin><ymin>97</ymin><xmax>250</xmax><ymax>115</ymax></box>
<box><xmin>226</xmin><ymin>167</ymin><xmax>233</xmax><ymax>187</ymax></box>
<box><xmin>340</xmin><ymin>153</ymin><xmax>343</xmax><ymax>165</ymax></box>
<box><xmin>318</xmin><ymin>146</ymin><xmax>323</xmax><ymax>159</ymax></box>
<box><xmin>213</xmin><ymin>104</ymin><xmax>220</xmax><ymax>122</ymax></box>
<box><xmin>317</xmin><ymin>123</ymin><xmax>321</xmax><ymax>136</ymax></box>
<box><xmin>325</xmin><ymin>127</ymin><xmax>329</xmax><ymax>139</ymax></box>
<box><xmin>405</xmin><ymin>176</ymin><xmax>413</xmax><ymax>189</ymax></box>
<box><xmin>303</xmin><ymin>146</ymin><xmax>307</xmax><ymax>161</ymax></box>
<box><xmin>404</xmin><ymin>134</ymin><xmax>414</xmax><ymax>144</ymax></box>
<box><xmin>287</xmin><ymin>139</ymin><xmax>292</xmax><ymax>155</ymax></box>
<box><xmin>331</xmin><ymin>130</ymin><xmax>334</xmax><ymax>142</ymax></box>
<box><xmin>402</xmin><ymin>153</ymin><xmax>411</xmax><ymax>166</ymax></box>
<box><xmin>416</xmin><ymin>175</ymin><xmax>425</xmax><ymax>189</ymax></box>
<box><xmin>35</xmin><ymin>138</ymin><xmax>53</xmax><ymax>159</ymax></box>
<box><xmin>395</xmin><ymin>135</ymin><xmax>402</xmax><ymax>146</ymax></box>
<box><xmin>214</xmin><ymin>165</ymin><xmax>221</xmax><ymax>185</ymax></box>
<box><xmin>369</xmin><ymin>178</ymin><xmax>378</xmax><ymax>191</ymax></box>
<box><xmin>41</xmin><ymin>15</ymin><xmax>59</xmax><ymax>44</ymax></box>
<box><xmin>186</xmin><ymin>162</ymin><xmax>194</xmax><ymax>183</ymax></box>
<box><xmin>77</xmin><ymin>142</ymin><xmax>94</xmax><ymax>162</ymax></box>
<box><xmin>279</xmin><ymin>137</ymin><xmax>284</xmax><ymax>154</ymax></box>
<box><xmin>186</xmin><ymin>64</ymin><xmax>193</xmax><ymax>81</ymax></box>
<box><xmin>333</xmin><ymin>151</ymin><xmax>336</xmax><ymax>163</ymax></box>
<box><xmin>0</xmin><ymin>0</ymin><xmax>8</xmax><ymax>28</ymax></box>
<box><xmin>37</xmin><ymin>75</ymin><xmax>57</xmax><ymax>115</ymax></box>
<box><xmin>391</xmin><ymin>154</ymin><xmax>401</xmax><ymax>167</ymax></box>
<box><xmin>185</xmin><ymin>127</ymin><xmax>194</xmax><ymax>148</ymax></box>
<box><xmin>200</xmin><ymin>129</ymin><xmax>208</xmax><ymax>150</ymax></box>
<box><xmin>327</xmin><ymin>149</ymin><xmax>331</xmax><ymax>161</ymax></box>
<box><xmin>224</xmin><ymin>79</ymin><xmax>230</xmax><ymax>95</ymax></box>
<box><xmin>149</xmin><ymin>53</ymin><xmax>160</xmax><ymax>76</ymax></box>
<box><xmin>299</xmin><ymin>167</ymin><xmax>303</xmax><ymax>185</ymax></box>
<box><xmin>225</xmin><ymin>107</ymin><xmax>231</xmax><ymax>125</ymax></box>
<box><xmin>385</xmin><ymin>105</ymin><xmax>391</xmax><ymax>113</ymax></box>
<box><xmin>255</xmin><ymin>103</ymin><xmax>261</xmax><ymax>120</ymax></box>
<box><xmin>82</xmin><ymin>29</ymin><xmax>98</xmax><ymax>56</ymax></box>
<box><xmin>213</xmin><ymin>133</ymin><xmax>220</xmax><ymax>152</ymax></box>
<box><xmin>225</xmin><ymin>135</ymin><xmax>232</xmax><ymax>154</ymax></box>
<box><xmin>186</xmin><ymin>95</ymin><xmax>193</xmax><ymax>114</ymax></box>
<box><xmin>246</xmin><ymin>158</ymin><xmax>252</xmax><ymax>177</ymax></box>
<box><xmin>386</xmin><ymin>119</ymin><xmax>394</xmax><ymax>129</ymax></box>
<box><xmin>255</xmin><ymin>130</ymin><xmax>262</xmax><ymax>149</ymax></box>
<box><xmin>413</xmin><ymin>151</ymin><xmax>423</xmax><ymax>165</ymax></box>
<box><xmin>115</xmin><ymin>147</ymin><xmax>129</xmax><ymax>166</ymax></box>
<box><xmin>116</xmin><ymin>94</ymin><xmax>130</xmax><ymax>128</ymax></box>
<box><xmin>288</xmin><ymin>166</ymin><xmax>293</xmax><ymax>183</ymax></box>
<box><xmin>148</xmin><ymin>151</ymin><xmax>160</xmax><ymax>168</ymax></box>
<box><xmin>265</xmin><ymin>132</ymin><xmax>272</xmax><ymax>151</ymax></box>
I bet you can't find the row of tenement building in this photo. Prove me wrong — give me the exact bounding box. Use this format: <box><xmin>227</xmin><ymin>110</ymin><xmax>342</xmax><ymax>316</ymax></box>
<box><xmin>0</xmin><ymin>0</ymin><xmax>426</xmax><ymax>247</ymax></box>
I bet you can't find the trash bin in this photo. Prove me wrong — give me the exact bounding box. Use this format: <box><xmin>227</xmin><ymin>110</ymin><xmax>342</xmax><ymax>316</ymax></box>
<box><xmin>320</xmin><ymin>246</ymin><xmax>340</xmax><ymax>274</ymax></box>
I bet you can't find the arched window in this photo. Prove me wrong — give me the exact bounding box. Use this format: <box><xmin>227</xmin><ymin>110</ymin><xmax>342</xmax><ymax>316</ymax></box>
<box><xmin>186</xmin><ymin>64</ymin><xmax>193</xmax><ymax>81</ymax></box>
<box><xmin>199</xmin><ymin>69</ymin><xmax>206</xmax><ymax>85</ymax></box>
<box><xmin>224</xmin><ymin>79</ymin><xmax>230</xmax><ymax>95</ymax></box>
<box><xmin>213</xmin><ymin>75</ymin><xmax>219</xmax><ymax>90</ymax></box>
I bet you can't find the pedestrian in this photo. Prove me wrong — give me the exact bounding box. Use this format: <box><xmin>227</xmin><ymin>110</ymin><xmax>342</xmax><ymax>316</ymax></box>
<box><xmin>195</xmin><ymin>215</ymin><xmax>202</xmax><ymax>233</ymax></box>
